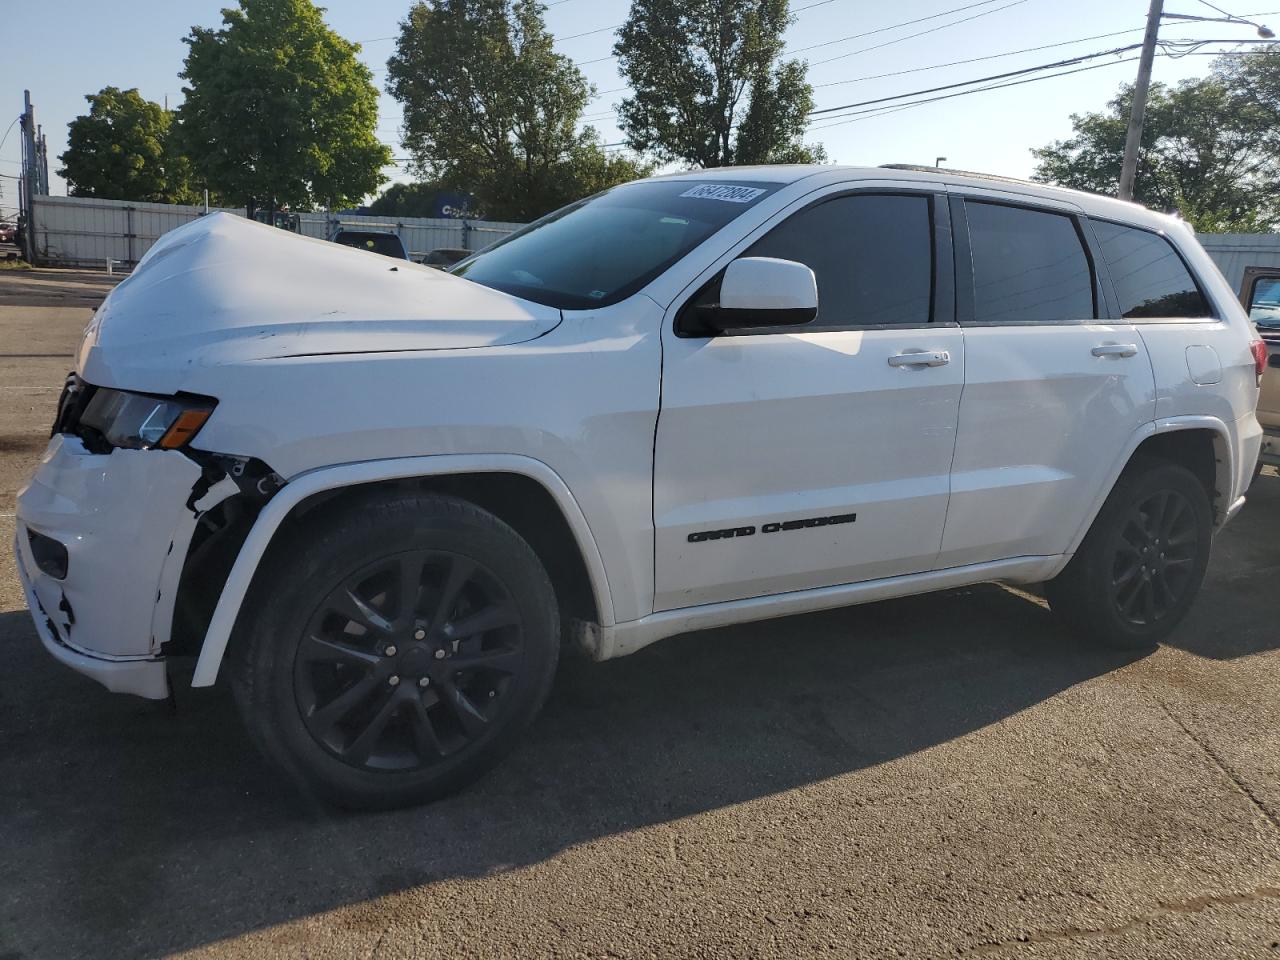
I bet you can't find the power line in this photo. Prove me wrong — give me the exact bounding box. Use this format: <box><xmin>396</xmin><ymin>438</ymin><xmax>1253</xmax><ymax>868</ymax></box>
<box><xmin>806</xmin><ymin>44</ymin><xmax>1269</xmax><ymax>131</ymax></box>
<box><xmin>568</xmin><ymin>0</ymin><xmax>862</xmax><ymax>67</ymax></box>
<box><xmin>808</xmin><ymin>54</ymin><xmax>1144</xmax><ymax>130</ymax></box>
<box><xmin>558</xmin><ymin>23</ymin><xmax>623</xmax><ymax>42</ymax></box>
<box><xmin>811</xmin><ymin>26</ymin><xmax>1146</xmax><ymax>88</ymax></box>
<box><xmin>0</xmin><ymin>116</ymin><xmax>19</xmax><ymax>155</ymax></box>
<box><xmin>1196</xmin><ymin>0</ymin><xmax>1241</xmax><ymax>16</ymax></box>
<box><xmin>809</xmin><ymin>0</ymin><xmax>1029</xmax><ymax>67</ymax></box>
<box><xmin>810</xmin><ymin>42</ymin><xmax>1141</xmax><ymax>116</ymax></box>
<box><xmin>788</xmin><ymin>0</ymin><xmax>1017</xmax><ymax>56</ymax></box>
<box><xmin>581</xmin><ymin>27</ymin><xmax>1150</xmax><ymax>116</ymax></box>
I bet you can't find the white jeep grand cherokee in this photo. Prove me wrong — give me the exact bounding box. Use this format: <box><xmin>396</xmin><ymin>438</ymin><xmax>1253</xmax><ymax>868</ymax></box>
<box><xmin>16</xmin><ymin>165</ymin><xmax>1266</xmax><ymax>809</ymax></box>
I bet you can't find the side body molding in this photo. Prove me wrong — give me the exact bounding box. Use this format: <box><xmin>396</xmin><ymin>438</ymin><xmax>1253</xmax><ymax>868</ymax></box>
<box><xmin>190</xmin><ymin>454</ymin><xmax>615</xmax><ymax>687</ymax></box>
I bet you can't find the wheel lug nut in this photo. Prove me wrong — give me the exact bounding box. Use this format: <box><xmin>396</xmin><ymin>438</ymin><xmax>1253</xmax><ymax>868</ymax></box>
<box><xmin>388</xmin><ymin>675</ymin><xmax>400</xmax><ymax>686</ymax></box>
<box><xmin>414</xmin><ymin>629</ymin><xmax>426</xmax><ymax>640</ymax></box>
<box><xmin>385</xmin><ymin>645</ymin><xmax>397</xmax><ymax>657</ymax></box>
<box><xmin>434</xmin><ymin>649</ymin><xmax>446</xmax><ymax>660</ymax></box>
<box><xmin>418</xmin><ymin>677</ymin><xmax>430</xmax><ymax>688</ymax></box>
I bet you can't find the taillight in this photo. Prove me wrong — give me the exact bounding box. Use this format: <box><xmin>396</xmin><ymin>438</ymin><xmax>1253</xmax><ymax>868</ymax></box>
<box><xmin>1251</xmin><ymin>339</ymin><xmax>1268</xmax><ymax>385</ymax></box>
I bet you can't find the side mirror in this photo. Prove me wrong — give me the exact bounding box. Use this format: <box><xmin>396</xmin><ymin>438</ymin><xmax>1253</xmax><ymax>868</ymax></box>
<box><xmin>708</xmin><ymin>256</ymin><xmax>818</xmax><ymax>331</ymax></box>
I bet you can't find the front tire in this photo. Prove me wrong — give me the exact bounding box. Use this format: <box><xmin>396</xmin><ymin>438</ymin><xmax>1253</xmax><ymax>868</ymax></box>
<box><xmin>230</xmin><ymin>492</ymin><xmax>559</xmax><ymax>810</ymax></box>
<box><xmin>1045</xmin><ymin>459</ymin><xmax>1213</xmax><ymax>650</ymax></box>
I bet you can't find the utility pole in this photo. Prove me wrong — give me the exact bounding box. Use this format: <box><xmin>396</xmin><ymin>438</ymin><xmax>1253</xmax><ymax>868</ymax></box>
<box><xmin>19</xmin><ymin>90</ymin><xmax>38</xmax><ymax>262</ymax></box>
<box><xmin>1119</xmin><ymin>0</ymin><xmax>1164</xmax><ymax>202</ymax></box>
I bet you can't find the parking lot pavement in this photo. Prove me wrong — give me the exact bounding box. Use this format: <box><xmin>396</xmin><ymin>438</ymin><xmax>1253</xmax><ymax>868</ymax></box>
<box><xmin>3</xmin><ymin>267</ymin><xmax>1280</xmax><ymax>960</ymax></box>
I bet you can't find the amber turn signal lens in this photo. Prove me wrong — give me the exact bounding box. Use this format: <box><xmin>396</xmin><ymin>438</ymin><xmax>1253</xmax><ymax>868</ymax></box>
<box><xmin>158</xmin><ymin>408</ymin><xmax>213</xmax><ymax>448</ymax></box>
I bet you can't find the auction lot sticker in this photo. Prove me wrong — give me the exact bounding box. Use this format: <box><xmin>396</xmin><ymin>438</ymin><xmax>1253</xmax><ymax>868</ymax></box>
<box><xmin>679</xmin><ymin>184</ymin><xmax>768</xmax><ymax>203</ymax></box>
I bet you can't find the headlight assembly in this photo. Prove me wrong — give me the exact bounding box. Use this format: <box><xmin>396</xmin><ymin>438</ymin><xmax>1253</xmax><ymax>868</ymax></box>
<box><xmin>78</xmin><ymin>388</ymin><xmax>216</xmax><ymax>450</ymax></box>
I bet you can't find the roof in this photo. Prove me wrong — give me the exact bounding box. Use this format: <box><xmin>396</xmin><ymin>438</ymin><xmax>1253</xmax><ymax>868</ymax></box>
<box><xmin>644</xmin><ymin>162</ymin><xmax>1177</xmax><ymax>232</ymax></box>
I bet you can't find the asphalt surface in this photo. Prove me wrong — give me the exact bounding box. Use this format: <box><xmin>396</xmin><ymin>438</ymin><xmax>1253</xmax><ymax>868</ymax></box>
<box><xmin>2</xmin><ymin>266</ymin><xmax>1280</xmax><ymax>960</ymax></box>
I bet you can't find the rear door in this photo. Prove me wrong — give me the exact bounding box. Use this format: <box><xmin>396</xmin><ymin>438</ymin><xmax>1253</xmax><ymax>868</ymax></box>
<box><xmin>938</xmin><ymin>192</ymin><xmax>1156</xmax><ymax>567</ymax></box>
<box><xmin>652</xmin><ymin>185</ymin><xmax>965</xmax><ymax>611</ymax></box>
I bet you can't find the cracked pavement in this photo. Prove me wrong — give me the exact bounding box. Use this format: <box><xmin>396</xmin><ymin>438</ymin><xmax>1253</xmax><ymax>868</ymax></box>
<box><xmin>2</xmin><ymin>267</ymin><xmax>1280</xmax><ymax>959</ymax></box>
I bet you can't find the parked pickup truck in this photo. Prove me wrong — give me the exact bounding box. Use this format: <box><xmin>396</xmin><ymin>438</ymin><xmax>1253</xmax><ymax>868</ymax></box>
<box><xmin>15</xmin><ymin>165</ymin><xmax>1265</xmax><ymax>809</ymax></box>
<box><xmin>1238</xmin><ymin>267</ymin><xmax>1280</xmax><ymax>470</ymax></box>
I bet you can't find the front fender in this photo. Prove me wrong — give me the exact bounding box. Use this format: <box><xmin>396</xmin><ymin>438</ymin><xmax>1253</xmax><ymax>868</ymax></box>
<box><xmin>190</xmin><ymin>453</ymin><xmax>615</xmax><ymax>687</ymax></box>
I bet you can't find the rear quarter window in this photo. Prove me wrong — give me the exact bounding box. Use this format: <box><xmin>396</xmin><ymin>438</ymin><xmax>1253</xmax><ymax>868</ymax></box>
<box><xmin>1091</xmin><ymin>220</ymin><xmax>1212</xmax><ymax>319</ymax></box>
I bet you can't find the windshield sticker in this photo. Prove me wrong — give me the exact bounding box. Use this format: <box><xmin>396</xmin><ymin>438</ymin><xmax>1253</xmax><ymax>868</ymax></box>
<box><xmin>679</xmin><ymin>184</ymin><xmax>768</xmax><ymax>203</ymax></box>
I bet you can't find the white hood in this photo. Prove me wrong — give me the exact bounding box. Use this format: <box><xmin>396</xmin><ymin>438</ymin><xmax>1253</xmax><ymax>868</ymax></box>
<box><xmin>77</xmin><ymin>212</ymin><xmax>560</xmax><ymax>393</ymax></box>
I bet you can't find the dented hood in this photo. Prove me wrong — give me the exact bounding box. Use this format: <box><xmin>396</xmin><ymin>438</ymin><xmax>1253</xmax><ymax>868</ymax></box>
<box><xmin>77</xmin><ymin>212</ymin><xmax>560</xmax><ymax>393</ymax></box>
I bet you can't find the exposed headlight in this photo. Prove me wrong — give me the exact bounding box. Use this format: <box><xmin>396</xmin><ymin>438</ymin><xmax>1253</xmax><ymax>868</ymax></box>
<box><xmin>78</xmin><ymin>388</ymin><xmax>216</xmax><ymax>450</ymax></box>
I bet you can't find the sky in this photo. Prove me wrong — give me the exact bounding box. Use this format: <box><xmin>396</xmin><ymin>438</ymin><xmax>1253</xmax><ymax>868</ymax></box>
<box><xmin>2</xmin><ymin>0</ymin><xmax>1275</xmax><ymax>219</ymax></box>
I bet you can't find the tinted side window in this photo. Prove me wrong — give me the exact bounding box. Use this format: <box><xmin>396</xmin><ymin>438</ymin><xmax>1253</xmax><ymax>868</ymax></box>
<box><xmin>1091</xmin><ymin>220</ymin><xmax>1211</xmax><ymax>319</ymax></box>
<box><xmin>966</xmin><ymin>201</ymin><xmax>1095</xmax><ymax>323</ymax></box>
<box><xmin>745</xmin><ymin>194</ymin><xmax>933</xmax><ymax>327</ymax></box>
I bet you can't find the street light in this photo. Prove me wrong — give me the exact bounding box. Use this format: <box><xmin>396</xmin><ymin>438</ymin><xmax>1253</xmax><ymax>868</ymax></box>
<box><xmin>1162</xmin><ymin>10</ymin><xmax>1275</xmax><ymax>37</ymax></box>
<box><xmin>1119</xmin><ymin>2</ymin><xmax>1276</xmax><ymax>201</ymax></box>
<box><xmin>935</xmin><ymin>156</ymin><xmax>947</xmax><ymax>167</ymax></box>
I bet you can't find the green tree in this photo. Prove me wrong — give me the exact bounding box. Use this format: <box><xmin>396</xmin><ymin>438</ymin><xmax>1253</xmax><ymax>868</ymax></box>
<box><xmin>613</xmin><ymin>0</ymin><xmax>826</xmax><ymax>168</ymax></box>
<box><xmin>176</xmin><ymin>0</ymin><xmax>391</xmax><ymax>212</ymax></box>
<box><xmin>1031</xmin><ymin>63</ymin><xmax>1278</xmax><ymax>232</ymax></box>
<box><xmin>58</xmin><ymin>87</ymin><xmax>195</xmax><ymax>203</ymax></box>
<box><xmin>386</xmin><ymin>0</ymin><xmax>651</xmax><ymax>222</ymax></box>
<box><xmin>368</xmin><ymin>181</ymin><xmax>448</xmax><ymax>217</ymax></box>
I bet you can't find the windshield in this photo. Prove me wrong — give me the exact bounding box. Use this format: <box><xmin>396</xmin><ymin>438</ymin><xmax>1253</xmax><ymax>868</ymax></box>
<box><xmin>452</xmin><ymin>180</ymin><xmax>777</xmax><ymax>309</ymax></box>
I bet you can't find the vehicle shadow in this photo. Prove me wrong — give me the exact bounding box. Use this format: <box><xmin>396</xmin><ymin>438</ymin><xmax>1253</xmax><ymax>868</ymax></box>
<box><xmin>1161</xmin><ymin>470</ymin><xmax>1280</xmax><ymax>661</ymax></box>
<box><xmin>0</xmin><ymin>584</ymin><xmax>1138</xmax><ymax>960</ymax></box>
<box><xmin>0</xmin><ymin>268</ymin><xmax>119</xmax><ymax>308</ymax></box>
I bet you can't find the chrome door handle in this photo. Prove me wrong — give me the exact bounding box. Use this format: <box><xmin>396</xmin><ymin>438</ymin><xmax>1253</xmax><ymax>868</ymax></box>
<box><xmin>888</xmin><ymin>350</ymin><xmax>950</xmax><ymax>368</ymax></box>
<box><xmin>1091</xmin><ymin>343</ymin><xmax>1138</xmax><ymax>358</ymax></box>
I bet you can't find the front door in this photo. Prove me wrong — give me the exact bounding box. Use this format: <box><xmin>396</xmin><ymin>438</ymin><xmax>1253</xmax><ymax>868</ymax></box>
<box><xmin>652</xmin><ymin>189</ymin><xmax>964</xmax><ymax>612</ymax></box>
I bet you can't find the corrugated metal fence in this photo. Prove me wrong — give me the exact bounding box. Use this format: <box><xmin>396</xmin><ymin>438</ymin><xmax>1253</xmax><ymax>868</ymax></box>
<box><xmin>1197</xmin><ymin>233</ymin><xmax>1280</xmax><ymax>294</ymax></box>
<box><xmin>29</xmin><ymin>194</ymin><xmax>525</xmax><ymax>268</ymax></box>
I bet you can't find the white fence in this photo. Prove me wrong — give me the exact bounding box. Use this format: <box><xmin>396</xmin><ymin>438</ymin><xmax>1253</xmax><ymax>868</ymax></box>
<box><xmin>29</xmin><ymin>194</ymin><xmax>525</xmax><ymax>268</ymax></box>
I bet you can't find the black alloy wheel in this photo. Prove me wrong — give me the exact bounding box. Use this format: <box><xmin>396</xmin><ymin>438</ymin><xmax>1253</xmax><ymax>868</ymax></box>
<box><xmin>1045</xmin><ymin>457</ymin><xmax>1213</xmax><ymax>650</ymax></box>
<box><xmin>231</xmin><ymin>492</ymin><xmax>560</xmax><ymax>809</ymax></box>
<box><xmin>294</xmin><ymin>550</ymin><xmax>525</xmax><ymax>772</ymax></box>
<box><xmin>1107</xmin><ymin>488</ymin><xmax>1200</xmax><ymax>628</ymax></box>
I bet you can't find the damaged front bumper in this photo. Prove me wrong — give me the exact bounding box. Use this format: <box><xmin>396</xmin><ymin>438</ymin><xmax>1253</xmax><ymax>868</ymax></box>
<box><xmin>16</xmin><ymin>537</ymin><xmax>170</xmax><ymax>699</ymax></box>
<box><xmin>14</xmin><ymin>434</ymin><xmax>227</xmax><ymax>700</ymax></box>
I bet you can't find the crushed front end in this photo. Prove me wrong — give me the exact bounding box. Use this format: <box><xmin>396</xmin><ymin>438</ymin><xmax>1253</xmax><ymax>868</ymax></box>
<box><xmin>14</xmin><ymin>375</ymin><xmax>270</xmax><ymax>699</ymax></box>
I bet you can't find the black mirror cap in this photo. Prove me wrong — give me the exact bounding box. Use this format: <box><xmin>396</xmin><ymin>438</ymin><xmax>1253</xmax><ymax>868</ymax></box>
<box><xmin>703</xmin><ymin>304</ymin><xmax>817</xmax><ymax>332</ymax></box>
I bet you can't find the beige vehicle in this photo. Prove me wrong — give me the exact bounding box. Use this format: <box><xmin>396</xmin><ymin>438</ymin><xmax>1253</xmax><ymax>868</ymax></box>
<box><xmin>1241</xmin><ymin>267</ymin><xmax>1280</xmax><ymax>470</ymax></box>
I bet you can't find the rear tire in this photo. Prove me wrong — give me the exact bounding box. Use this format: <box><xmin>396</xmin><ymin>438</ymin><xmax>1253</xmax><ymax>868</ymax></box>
<box><xmin>230</xmin><ymin>492</ymin><xmax>559</xmax><ymax>810</ymax></box>
<box><xmin>1045</xmin><ymin>458</ymin><xmax>1212</xmax><ymax>650</ymax></box>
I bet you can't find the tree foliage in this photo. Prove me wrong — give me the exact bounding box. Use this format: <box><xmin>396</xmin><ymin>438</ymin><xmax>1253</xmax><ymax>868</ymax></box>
<box><xmin>387</xmin><ymin>0</ymin><xmax>651</xmax><ymax>222</ymax></box>
<box><xmin>176</xmin><ymin>0</ymin><xmax>391</xmax><ymax>210</ymax></box>
<box><xmin>367</xmin><ymin>181</ymin><xmax>446</xmax><ymax>217</ymax></box>
<box><xmin>58</xmin><ymin>87</ymin><xmax>195</xmax><ymax>203</ymax></box>
<box><xmin>1032</xmin><ymin>51</ymin><xmax>1280</xmax><ymax>232</ymax></box>
<box><xmin>613</xmin><ymin>0</ymin><xmax>825</xmax><ymax>168</ymax></box>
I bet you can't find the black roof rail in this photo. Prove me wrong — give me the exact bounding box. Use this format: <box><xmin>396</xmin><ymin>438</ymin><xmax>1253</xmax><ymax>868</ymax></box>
<box><xmin>879</xmin><ymin>163</ymin><xmax>1044</xmax><ymax>188</ymax></box>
